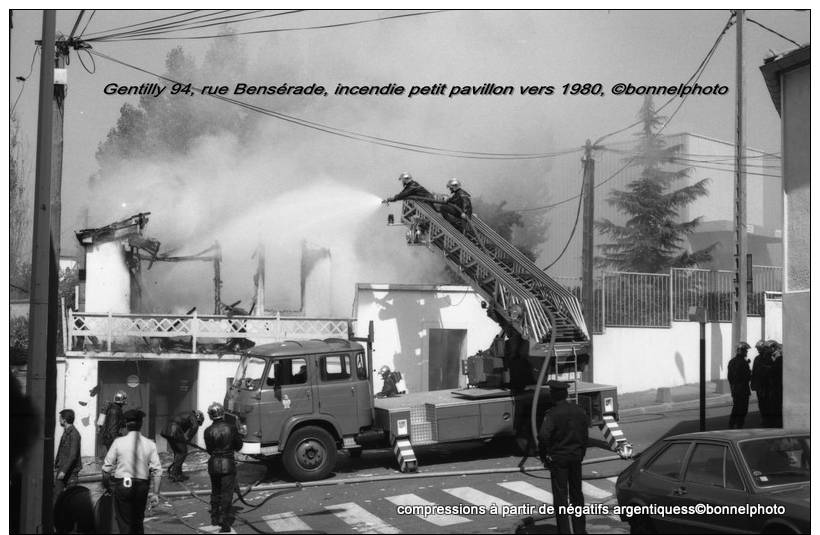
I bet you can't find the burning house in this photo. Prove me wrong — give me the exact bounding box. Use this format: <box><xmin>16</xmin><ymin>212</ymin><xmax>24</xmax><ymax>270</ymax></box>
<box><xmin>60</xmin><ymin>214</ymin><xmax>353</xmax><ymax>456</ymax></box>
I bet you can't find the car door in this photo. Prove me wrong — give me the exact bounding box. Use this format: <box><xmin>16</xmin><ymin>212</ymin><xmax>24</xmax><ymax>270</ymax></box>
<box><xmin>676</xmin><ymin>441</ymin><xmax>754</xmax><ymax>534</ymax></box>
<box><xmin>634</xmin><ymin>441</ymin><xmax>693</xmax><ymax>533</ymax></box>
<box><xmin>316</xmin><ymin>353</ymin><xmax>359</xmax><ymax>435</ymax></box>
<box><xmin>259</xmin><ymin>357</ymin><xmax>315</xmax><ymax>445</ymax></box>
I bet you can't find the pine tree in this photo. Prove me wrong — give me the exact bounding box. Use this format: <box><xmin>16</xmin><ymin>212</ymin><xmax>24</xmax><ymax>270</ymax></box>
<box><xmin>595</xmin><ymin>96</ymin><xmax>714</xmax><ymax>273</ymax></box>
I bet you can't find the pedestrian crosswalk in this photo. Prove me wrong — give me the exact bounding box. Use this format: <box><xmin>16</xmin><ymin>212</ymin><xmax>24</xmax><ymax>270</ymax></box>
<box><xmin>255</xmin><ymin>477</ymin><xmax>619</xmax><ymax>533</ymax></box>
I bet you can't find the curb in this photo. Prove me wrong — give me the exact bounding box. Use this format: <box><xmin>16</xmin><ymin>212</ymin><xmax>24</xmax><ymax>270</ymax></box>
<box><xmin>620</xmin><ymin>393</ymin><xmax>733</xmax><ymax>416</ymax></box>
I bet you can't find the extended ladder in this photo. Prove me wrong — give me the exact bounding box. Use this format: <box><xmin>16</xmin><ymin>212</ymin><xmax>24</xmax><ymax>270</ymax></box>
<box><xmin>400</xmin><ymin>199</ymin><xmax>590</xmax><ymax>357</ymax></box>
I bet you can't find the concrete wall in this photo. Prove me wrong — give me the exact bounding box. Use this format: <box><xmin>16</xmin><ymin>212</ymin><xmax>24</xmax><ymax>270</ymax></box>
<box><xmin>55</xmin><ymin>359</ymin><xmax>100</xmax><ymax>457</ymax></box>
<box><xmin>196</xmin><ymin>359</ymin><xmax>241</xmax><ymax>446</ymax></box>
<box><xmin>354</xmin><ymin>284</ymin><xmax>499</xmax><ymax>393</ymax></box>
<box><xmin>780</xmin><ymin>61</ymin><xmax>810</xmax><ymax>430</ymax></box>
<box><xmin>593</xmin><ymin>318</ymin><xmax>763</xmax><ymax>393</ymax></box>
<box><xmin>782</xmin><ymin>64</ymin><xmax>810</xmax><ymax>292</ymax></box>
<box><xmin>782</xmin><ymin>291</ymin><xmax>809</xmax><ymax>428</ymax></box>
<box><xmin>84</xmin><ymin>241</ymin><xmax>130</xmax><ymax>314</ymax></box>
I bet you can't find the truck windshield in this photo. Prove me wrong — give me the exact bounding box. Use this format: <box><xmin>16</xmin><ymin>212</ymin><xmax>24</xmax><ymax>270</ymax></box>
<box><xmin>233</xmin><ymin>356</ymin><xmax>268</xmax><ymax>390</ymax></box>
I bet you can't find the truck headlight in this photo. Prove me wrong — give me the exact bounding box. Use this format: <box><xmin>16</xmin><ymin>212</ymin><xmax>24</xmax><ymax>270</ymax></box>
<box><xmin>604</xmin><ymin>397</ymin><xmax>614</xmax><ymax>414</ymax></box>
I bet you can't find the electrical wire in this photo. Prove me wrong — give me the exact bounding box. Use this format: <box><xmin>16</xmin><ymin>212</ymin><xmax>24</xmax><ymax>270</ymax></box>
<box><xmin>747</xmin><ymin>17</ymin><xmax>803</xmax><ymax>48</ymax></box>
<box><xmin>11</xmin><ymin>45</ymin><xmax>40</xmax><ymax>115</ymax></box>
<box><xmin>90</xmin><ymin>10</ymin><xmax>450</xmax><ymax>42</ymax></box>
<box><xmin>81</xmin><ymin>10</ymin><xmax>205</xmax><ymax>38</ymax></box>
<box><xmin>657</xmin><ymin>13</ymin><xmax>735</xmax><ymax>135</ymax></box>
<box><xmin>78</xmin><ymin>9</ymin><xmax>96</xmax><ymax>38</ymax></box>
<box><xmin>88</xmin><ymin>10</ymin><xmax>303</xmax><ymax>42</ymax></box>
<box><xmin>87</xmin><ymin>10</ymin><xmax>270</xmax><ymax>41</ymax></box>
<box><xmin>670</xmin><ymin>160</ymin><xmax>782</xmax><ymax>178</ymax></box>
<box><xmin>516</xmin><ymin>157</ymin><xmax>636</xmax><ymax>214</ymax></box>
<box><xmin>87</xmin><ymin>49</ymin><xmax>582</xmax><ymax>160</ymax></box>
<box><xmin>77</xmin><ymin>47</ymin><xmax>96</xmax><ymax>74</ymax></box>
<box><xmin>541</xmin><ymin>168</ymin><xmax>585</xmax><ymax>271</ymax></box>
<box><xmin>671</xmin><ymin>155</ymin><xmax>782</xmax><ymax>170</ymax></box>
<box><xmin>68</xmin><ymin>10</ymin><xmax>86</xmax><ymax>40</ymax></box>
<box><xmin>593</xmin><ymin>12</ymin><xmax>736</xmax><ymax>146</ymax></box>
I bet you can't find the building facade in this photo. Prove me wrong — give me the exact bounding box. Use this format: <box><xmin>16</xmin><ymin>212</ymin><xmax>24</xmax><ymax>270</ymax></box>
<box><xmin>760</xmin><ymin>45</ymin><xmax>810</xmax><ymax>429</ymax></box>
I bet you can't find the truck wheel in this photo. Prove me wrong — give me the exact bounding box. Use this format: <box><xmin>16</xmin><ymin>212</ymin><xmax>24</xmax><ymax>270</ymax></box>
<box><xmin>283</xmin><ymin>426</ymin><xmax>338</xmax><ymax>482</ymax></box>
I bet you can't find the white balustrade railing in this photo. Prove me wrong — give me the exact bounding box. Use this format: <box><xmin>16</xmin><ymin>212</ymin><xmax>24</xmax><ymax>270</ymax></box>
<box><xmin>66</xmin><ymin>310</ymin><xmax>354</xmax><ymax>354</ymax></box>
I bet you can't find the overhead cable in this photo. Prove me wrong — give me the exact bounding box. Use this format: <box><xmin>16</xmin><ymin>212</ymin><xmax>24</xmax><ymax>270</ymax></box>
<box><xmin>747</xmin><ymin>17</ymin><xmax>803</xmax><ymax>48</ymax></box>
<box><xmin>88</xmin><ymin>10</ymin><xmax>303</xmax><ymax>42</ymax></box>
<box><xmin>89</xmin><ymin>10</ymin><xmax>449</xmax><ymax>42</ymax></box>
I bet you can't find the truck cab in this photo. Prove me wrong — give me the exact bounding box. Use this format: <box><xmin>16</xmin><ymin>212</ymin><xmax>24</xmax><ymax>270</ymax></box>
<box><xmin>225</xmin><ymin>338</ymin><xmax>374</xmax><ymax>480</ymax></box>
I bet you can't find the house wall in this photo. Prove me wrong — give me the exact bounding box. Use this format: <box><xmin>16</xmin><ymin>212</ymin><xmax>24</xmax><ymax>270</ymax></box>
<box><xmin>196</xmin><ymin>359</ymin><xmax>242</xmax><ymax>445</ymax></box>
<box><xmin>593</xmin><ymin>317</ymin><xmax>763</xmax><ymax>393</ymax></box>
<box><xmin>780</xmin><ymin>62</ymin><xmax>810</xmax><ymax>430</ymax></box>
<box><xmin>354</xmin><ymin>284</ymin><xmax>499</xmax><ymax>393</ymax></box>
<box><xmin>55</xmin><ymin>359</ymin><xmax>99</xmax><ymax>457</ymax></box>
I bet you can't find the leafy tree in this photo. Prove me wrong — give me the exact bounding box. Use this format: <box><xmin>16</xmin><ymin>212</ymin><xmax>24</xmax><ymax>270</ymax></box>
<box><xmin>473</xmin><ymin>197</ymin><xmax>545</xmax><ymax>261</ymax></box>
<box><xmin>9</xmin><ymin>109</ymin><xmax>31</xmax><ymax>289</ymax></box>
<box><xmin>95</xmin><ymin>35</ymin><xmax>250</xmax><ymax>168</ymax></box>
<box><xmin>595</xmin><ymin>96</ymin><xmax>714</xmax><ymax>273</ymax></box>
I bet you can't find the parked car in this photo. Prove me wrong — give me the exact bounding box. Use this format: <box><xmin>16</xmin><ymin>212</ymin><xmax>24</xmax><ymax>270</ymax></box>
<box><xmin>616</xmin><ymin>429</ymin><xmax>809</xmax><ymax>534</ymax></box>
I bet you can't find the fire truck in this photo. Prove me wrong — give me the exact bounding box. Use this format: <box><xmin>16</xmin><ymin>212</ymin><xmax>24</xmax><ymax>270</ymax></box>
<box><xmin>225</xmin><ymin>198</ymin><xmax>631</xmax><ymax>481</ymax></box>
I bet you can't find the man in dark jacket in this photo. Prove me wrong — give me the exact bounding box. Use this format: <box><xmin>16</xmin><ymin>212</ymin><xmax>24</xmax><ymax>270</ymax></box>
<box><xmin>382</xmin><ymin>172</ymin><xmax>433</xmax><ymax>204</ymax></box>
<box><xmin>727</xmin><ymin>342</ymin><xmax>752</xmax><ymax>429</ymax></box>
<box><xmin>538</xmin><ymin>381</ymin><xmax>589</xmax><ymax>534</ymax></box>
<box><xmin>751</xmin><ymin>340</ymin><xmax>774</xmax><ymax>427</ymax></box>
<box><xmin>98</xmin><ymin>390</ymin><xmax>127</xmax><ymax>452</ymax></box>
<box><xmin>439</xmin><ymin>178</ymin><xmax>473</xmax><ymax>231</ymax></box>
<box><xmin>161</xmin><ymin>409</ymin><xmax>204</xmax><ymax>482</ymax></box>
<box><xmin>54</xmin><ymin>408</ymin><xmax>82</xmax><ymax>503</ymax></box>
<box><xmin>204</xmin><ymin>403</ymin><xmax>244</xmax><ymax>532</ymax></box>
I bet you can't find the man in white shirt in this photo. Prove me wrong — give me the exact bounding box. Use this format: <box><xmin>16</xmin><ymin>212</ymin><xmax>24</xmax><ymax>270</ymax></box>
<box><xmin>101</xmin><ymin>409</ymin><xmax>162</xmax><ymax>534</ymax></box>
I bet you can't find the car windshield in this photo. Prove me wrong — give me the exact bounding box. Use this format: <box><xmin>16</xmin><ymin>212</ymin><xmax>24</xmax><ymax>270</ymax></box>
<box><xmin>740</xmin><ymin>436</ymin><xmax>810</xmax><ymax>487</ymax></box>
<box><xmin>233</xmin><ymin>356</ymin><xmax>267</xmax><ymax>390</ymax></box>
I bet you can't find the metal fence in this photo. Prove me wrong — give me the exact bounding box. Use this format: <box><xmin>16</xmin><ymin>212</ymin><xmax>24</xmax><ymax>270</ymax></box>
<box><xmin>557</xmin><ymin>266</ymin><xmax>782</xmax><ymax>331</ymax></box>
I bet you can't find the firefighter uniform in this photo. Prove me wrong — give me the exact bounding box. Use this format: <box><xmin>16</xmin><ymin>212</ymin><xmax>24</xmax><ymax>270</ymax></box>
<box><xmin>538</xmin><ymin>381</ymin><xmax>589</xmax><ymax>534</ymax></box>
<box><xmin>385</xmin><ymin>179</ymin><xmax>433</xmax><ymax>203</ymax></box>
<box><xmin>751</xmin><ymin>341</ymin><xmax>775</xmax><ymax>427</ymax></box>
<box><xmin>102</xmin><ymin>410</ymin><xmax>162</xmax><ymax>535</ymax></box>
<box><xmin>727</xmin><ymin>342</ymin><xmax>752</xmax><ymax>429</ymax></box>
<box><xmin>99</xmin><ymin>399</ymin><xmax>126</xmax><ymax>451</ymax></box>
<box><xmin>440</xmin><ymin>186</ymin><xmax>473</xmax><ymax>230</ymax></box>
<box><xmin>204</xmin><ymin>404</ymin><xmax>244</xmax><ymax>532</ymax></box>
<box><xmin>161</xmin><ymin>410</ymin><xmax>203</xmax><ymax>481</ymax></box>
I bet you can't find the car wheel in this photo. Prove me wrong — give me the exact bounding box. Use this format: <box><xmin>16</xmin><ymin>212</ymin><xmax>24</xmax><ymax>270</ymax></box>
<box><xmin>282</xmin><ymin>426</ymin><xmax>338</xmax><ymax>481</ymax></box>
<box><xmin>628</xmin><ymin>514</ymin><xmax>655</xmax><ymax>534</ymax></box>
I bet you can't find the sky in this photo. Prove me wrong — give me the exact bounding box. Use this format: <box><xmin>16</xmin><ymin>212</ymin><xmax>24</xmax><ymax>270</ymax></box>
<box><xmin>7</xmin><ymin>9</ymin><xmax>811</xmax><ymax>311</ymax></box>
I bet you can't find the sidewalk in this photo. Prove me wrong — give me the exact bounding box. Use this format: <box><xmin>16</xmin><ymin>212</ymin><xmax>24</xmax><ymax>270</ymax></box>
<box><xmin>618</xmin><ymin>380</ymin><xmax>732</xmax><ymax>416</ymax></box>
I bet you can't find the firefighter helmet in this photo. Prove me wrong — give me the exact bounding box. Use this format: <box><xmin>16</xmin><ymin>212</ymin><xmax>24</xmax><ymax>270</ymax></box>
<box><xmin>398</xmin><ymin>172</ymin><xmax>412</xmax><ymax>182</ymax></box>
<box><xmin>508</xmin><ymin>303</ymin><xmax>523</xmax><ymax>319</ymax></box>
<box><xmin>447</xmin><ymin>178</ymin><xmax>461</xmax><ymax>190</ymax></box>
<box><xmin>208</xmin><ymin>403</ymin><xmax>225</xmax><ymax>420</ymax></box>
<box><xmin>379</xmin><ymin>365</ymin><xmax>391</xmax><ymax>377</ymax></box>
<box><xmin>114</xmin><ymin>390</ymin><xmax>128</xmax><ymax>404</ymax></box>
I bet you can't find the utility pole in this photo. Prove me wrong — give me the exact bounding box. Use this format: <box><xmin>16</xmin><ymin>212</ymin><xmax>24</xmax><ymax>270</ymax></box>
<box><xmin>21</xmin><ymin>10</ymin><xmax>59</xmax><ymax>534</ymax></box>
<box><xmin>732</xmin><ymin>10</ymin><xmax>748</xmax><ymax>349</ymax></box>
<box><xmin>581</xmin><ymin>139</ymin><xmax>596</xmax><ymax>377</ymax></box>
